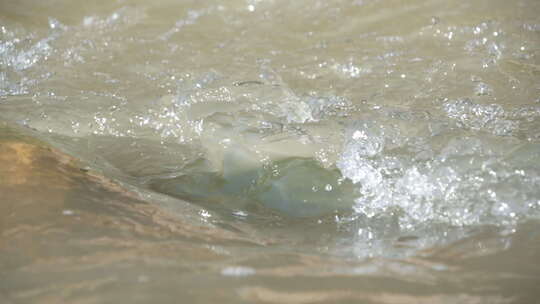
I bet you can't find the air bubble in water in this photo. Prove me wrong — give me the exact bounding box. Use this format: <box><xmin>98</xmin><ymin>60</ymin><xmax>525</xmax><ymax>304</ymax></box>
<box><xmin>474</xmin><ymin>82</ymin><xmax>492</xmax><ymax>96</ymax></box>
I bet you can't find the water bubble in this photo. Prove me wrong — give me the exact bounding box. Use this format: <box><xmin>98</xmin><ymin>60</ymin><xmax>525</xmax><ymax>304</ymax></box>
<box><xmin>62</xmin><ymin>210</ymin><xmax>74</xmax><ymax>216</ymax></box>
<box><xmin>474</xmin><ymin>82</ymin><xmax>492</xmax><ymax>96</ymax></box>
<box><xmin>199</xmin><ymin>209</ymin><xmax>211</xmax><ymax>218</ymax></box>
<box><xmin>83</xmin><ymin>16</ymin><xmax>95</xmax><ymax>27</ymax></box>
<box><xmin>221</xmin><ymin>266</ymin><xmax>255</xmax><ymax>277</ymax></box>
<box><xmin>48</xmin><ymin>18</ymin><xmax>63</xmax><ymax>30</ymax></box>
<box><xmin>232</xmin><ymin>210</ymin><xmax>248</xmax><ymax>217</ymax></box>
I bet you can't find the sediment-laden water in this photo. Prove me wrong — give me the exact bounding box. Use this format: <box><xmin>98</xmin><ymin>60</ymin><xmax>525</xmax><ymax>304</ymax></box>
<box><xmin>1</xmin><ymin>0</ymin><xmax>540</xmax><ymax>303</ymax></box>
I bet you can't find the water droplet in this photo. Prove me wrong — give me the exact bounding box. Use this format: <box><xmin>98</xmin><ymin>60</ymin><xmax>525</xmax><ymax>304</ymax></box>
<box><xmin>474</xmin><ymin>82</ymin><xmax>492</xmax><ymax>96</ymax></box>
<box><xmin>232</xmin><ymin>210</ymin><xmax>248</xmax><ymax>217</ymax></box>
<box><xmin>199</xmin><ymin>209</ymin><xmax>211</xmax><ymax>218</ymax></box>
<box><xmin>62</xmin><ymin>210</ymin><xmax>74</xmax><ymax>216</ymax></box>
<box><xmin>221</xmin><ymin>266</ymin><xmax>255</xmax><ymax>277</ymax></box>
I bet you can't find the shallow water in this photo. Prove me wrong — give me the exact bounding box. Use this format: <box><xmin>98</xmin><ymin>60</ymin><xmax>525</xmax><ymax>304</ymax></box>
<box><xmin>1</xmin><ymin>0</ymin><xmax>540</xmax><ymax>303</ymax></box>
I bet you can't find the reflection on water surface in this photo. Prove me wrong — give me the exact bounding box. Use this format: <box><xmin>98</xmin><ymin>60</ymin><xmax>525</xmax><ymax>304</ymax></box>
<box><xmin>1</xmin><ymin>0</ymin><xmax>540</xmax><ymax>302</ymax></box>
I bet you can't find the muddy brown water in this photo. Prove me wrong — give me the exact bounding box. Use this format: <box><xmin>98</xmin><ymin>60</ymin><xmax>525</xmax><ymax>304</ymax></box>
<box><xmin>1</xmin><ymin>0</ymin><xmax>540</xmax><ymax>303</ymax></box>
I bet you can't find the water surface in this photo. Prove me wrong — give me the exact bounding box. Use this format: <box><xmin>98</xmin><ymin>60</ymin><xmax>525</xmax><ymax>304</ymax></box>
<box><xmin>1</xmin><ymin>0</ymin><xmax>540</xmax><ymax>303</ymax></box>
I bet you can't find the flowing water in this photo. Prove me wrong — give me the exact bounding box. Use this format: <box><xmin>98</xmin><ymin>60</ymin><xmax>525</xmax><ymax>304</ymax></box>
<box><xmin>1</xmin><ymin>0</ymin><xmax>540</xmax><ymax>303</ymax></box>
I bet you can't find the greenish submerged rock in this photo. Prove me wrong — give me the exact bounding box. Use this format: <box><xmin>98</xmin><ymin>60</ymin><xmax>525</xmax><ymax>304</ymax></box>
<box><xmin>151</xmin><ymin>158</ymin><xmax>356</xmax><ymax>218</ymax></box>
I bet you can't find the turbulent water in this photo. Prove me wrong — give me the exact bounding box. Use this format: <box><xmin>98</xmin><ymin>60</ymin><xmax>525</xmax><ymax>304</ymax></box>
<box><xmin>1</xmin><ymin>0</ymin><xmax>540</xmax><ymax>303</ymax></box>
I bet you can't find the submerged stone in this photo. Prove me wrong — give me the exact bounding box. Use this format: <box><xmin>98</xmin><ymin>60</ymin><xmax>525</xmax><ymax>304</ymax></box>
<box><xmin>255</xmin><ymin>158</ymin><xmax>356</xmax><ymax>217</ymax></box>
<box><xmin>151</xmin><ymin>157</ymin><xmax>356</xmax><ymax>218</ymax></box>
